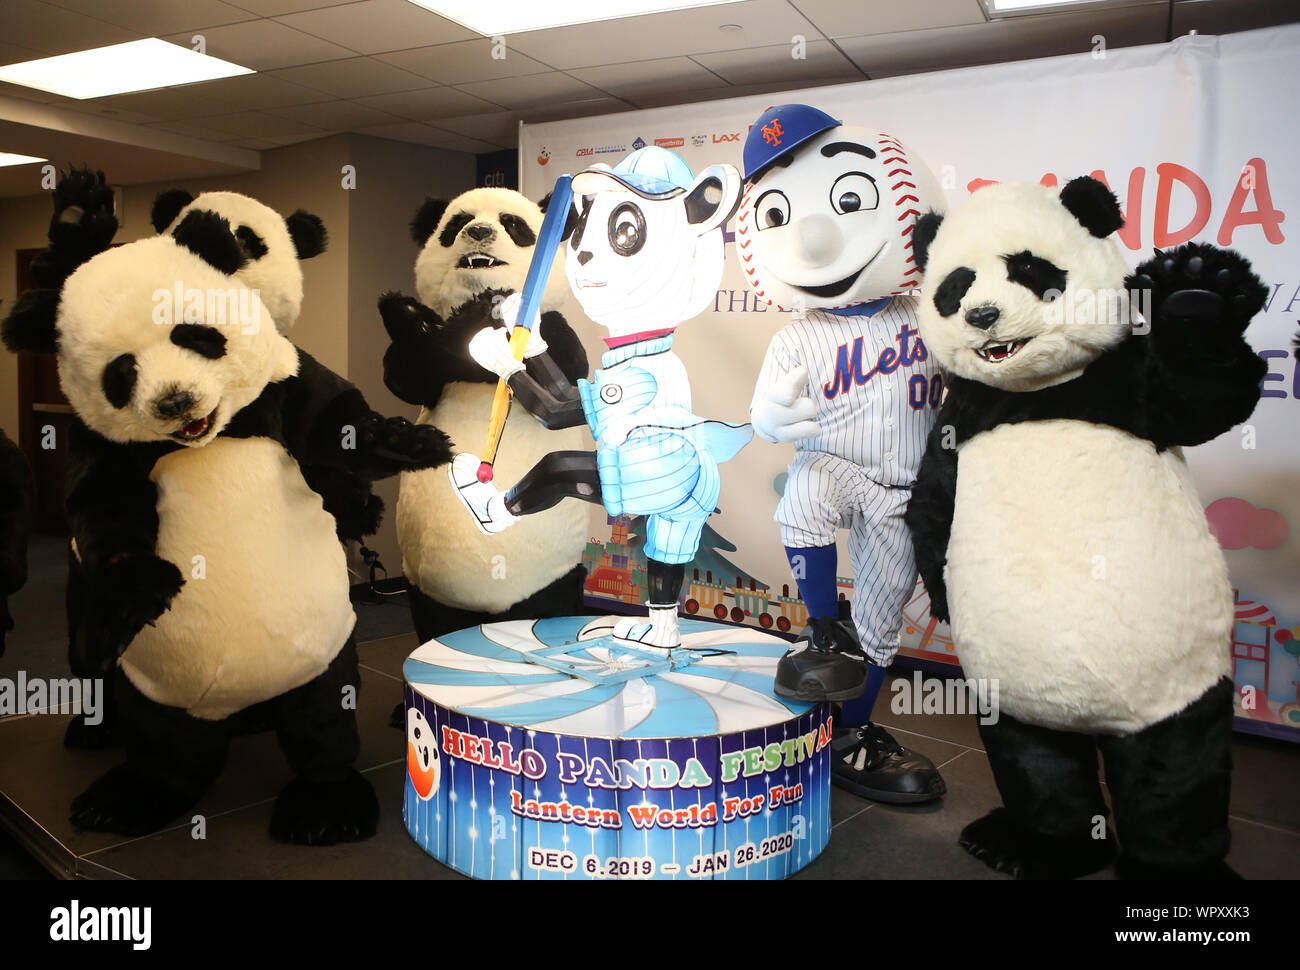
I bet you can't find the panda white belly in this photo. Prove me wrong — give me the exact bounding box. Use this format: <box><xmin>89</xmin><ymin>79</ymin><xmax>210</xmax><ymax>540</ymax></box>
<box><xmin>120</xmin><ymin>436</ymin><xmax>355</xmax><ymax>720</ymax></box>
<box><xmin>945</xmin><ymin>419</ymin><xmax>1232</xmax><ymax>734</ymax></box>
<box><xmin>397</xmin><ymin>381</ymin><xmax>589</xmax><ymax>615</ymax></box>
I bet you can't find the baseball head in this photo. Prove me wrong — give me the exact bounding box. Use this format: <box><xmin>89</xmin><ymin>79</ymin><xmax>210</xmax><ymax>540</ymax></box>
<box><xmin>737</xmin><ymin>125</ymin><xmax>946</xmax><ymax>311</ymax></box>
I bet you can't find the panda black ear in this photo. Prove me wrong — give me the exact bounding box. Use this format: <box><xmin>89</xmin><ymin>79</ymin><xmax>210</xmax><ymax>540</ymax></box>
<box><xmin>286</xmin><ymin>210</ymin><xmax>328</xmax><ymax>259</ymax></box>
<box><xmin>411</xmin><ymin>198</ymin><xmax>449</xmax><ymax>246</ymax></box>
<box><xmin>151</xmin><ymin>188</ymin><xmax>194</xmax><ymax>233</ymax></box>
<box><xmin>2</xmin><ymin>288</ymin><xmax>60</xmax><ymax>354</ymax></box>
<box><xmin>172</xmin><ymin>210</ymin><xmax>246</xmax><ymax>274</ymax></box>
<box><xmin>540</xmin><ymin>191</ymin><xmax>580</xmax><ymax>241</ymax></box>
<box><xmin>912</xmin><ymin>210</ymin><xmax>944</xmax><ymax>273</ymax></box>
<box><xmin>1059</xmin><ymin>176</ymin><xmax>1123</xmax><ymax>238</ymax></box>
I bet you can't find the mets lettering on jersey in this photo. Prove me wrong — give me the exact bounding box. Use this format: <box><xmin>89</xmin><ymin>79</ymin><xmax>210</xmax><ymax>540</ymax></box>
<box><xmin>823</xmin><ymin>323</ymin><xmax>928</xmax><ymax>400</ymax></box>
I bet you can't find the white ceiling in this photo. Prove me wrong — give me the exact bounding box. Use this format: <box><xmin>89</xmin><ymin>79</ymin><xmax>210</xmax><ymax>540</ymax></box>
<box><xmin>0</xmin><ymin>0</ymin><xmax>1296</xmax><ymax>195</ymax></box>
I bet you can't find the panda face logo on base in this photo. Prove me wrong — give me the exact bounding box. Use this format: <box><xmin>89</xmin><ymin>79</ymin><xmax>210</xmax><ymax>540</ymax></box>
<box><xmin>917</xmin><ymin>181</ymin><xmax>1134</xmax><ymax>393</ymax></box>
<box><xmin>406</xmin><ymin>707</ymin><xmax>440</xmax><ymax>800</ymax></box>
<box><xmin>739</xmin><ymin>126</ymin><xmax>945</xmax><ymax>310</ymax></box>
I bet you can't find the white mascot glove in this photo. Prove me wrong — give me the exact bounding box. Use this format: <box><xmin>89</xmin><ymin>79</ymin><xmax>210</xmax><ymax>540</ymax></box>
<box><xmin>496</xmin><ymin>292</ymin><xmax>549</xmax><ymax>358</ymax></box>
<box><xmin>751</xmin><ymin>365</ymin><xmax>821</xmax><ymax>444</ymax></box>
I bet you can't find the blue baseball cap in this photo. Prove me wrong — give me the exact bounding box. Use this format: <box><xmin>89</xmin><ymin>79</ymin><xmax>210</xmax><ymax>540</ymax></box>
<box><xmin>743</xmin><ymin>103</ymin><xmax>841</xmax><ymax>182</ymax></box>
<box><xmin>572</xmin><ymin>146</ymin><xmax>694</xmax><ymax>198</ymax></box>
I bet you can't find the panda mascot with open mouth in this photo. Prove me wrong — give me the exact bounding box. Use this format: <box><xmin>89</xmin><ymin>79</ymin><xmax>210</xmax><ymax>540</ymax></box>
<box><xmin>906</xmin><ymin>177</ymin><xmax>1267</xmax><ymax>878</ymax></box>
<box><xmin>741</xmin><ymin>105</ymin><xmax>947</xmax><ymax>804</ymax></box>
<box><xmin>378</xmin><ymin>188</ymin><xmax>590</xmax><ymax>647</ymax></box>
<box><xmin>2</xmin><ymin>170</ymin><xmax>452</xmax><ymax>843</ymax></box>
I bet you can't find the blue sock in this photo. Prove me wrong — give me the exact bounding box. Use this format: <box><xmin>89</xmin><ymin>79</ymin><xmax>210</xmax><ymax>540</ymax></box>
<box><xmin>840</xmin><ymin>662</ymin><xmax>888</xmax><ymax>727</ymax></box>
<box><xmin>784</xmin><ymin>544</ymin><xmax>839</xmax><ymax>619</ymax></box>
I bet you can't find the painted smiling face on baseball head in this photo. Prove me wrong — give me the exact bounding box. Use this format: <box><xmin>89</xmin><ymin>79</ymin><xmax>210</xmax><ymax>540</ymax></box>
<box><xmin>738</xmin><ymin>126</ymin><xmax>945</xmax><ymax>311</ymax></box>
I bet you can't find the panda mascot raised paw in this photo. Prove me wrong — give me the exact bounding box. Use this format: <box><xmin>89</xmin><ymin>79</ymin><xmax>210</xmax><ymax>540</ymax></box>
<box><xmin>2</xmin><ymin>171</ymin><xmax>452</xmax><ymax>844</ymax></box>
<box><xmin>379</xmin><ymin>188</ymin><xmax>589</xmax><ymax>652</ymax></box>
<box><xmin>906</xmin><ymin>176</ymin><xmax>1267</xmax><ymax>879</ymax></box>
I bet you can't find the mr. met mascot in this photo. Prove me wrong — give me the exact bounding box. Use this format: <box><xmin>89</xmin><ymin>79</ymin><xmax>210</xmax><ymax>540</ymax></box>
<box><xmin>743</xmin><ymin>104</ymin><xmax>947</xmax><ymax>804</ymax></box>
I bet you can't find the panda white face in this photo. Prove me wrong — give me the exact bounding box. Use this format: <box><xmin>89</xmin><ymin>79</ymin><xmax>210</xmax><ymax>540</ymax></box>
<box><xmin>161</xmin><ymin>191</ymin><xmax>324</xmax><ymax>333</ymax></box>
<box><xmin>916</xmin><ymin>181</ymin><xmax>1134</xmax><ymax>393</ymax></box>
<box><xmin>565</xmin><ymin>163</ymin><xmax>740</xmax><ymax>337</ymax></box>
<box><xmin>414</xmin><ymin>187</ymin><xmax>565</xmax><ymax>319</ymax></box>
<box><xmin>56</xmin><ymin>235</ymin><xmax>297</xmax><ymax>446</ymax></box>
<box><xmin>406</xmin><ymin>707</ymin><xmax>440</xmax><ymax>800</ymax></box>
<box><xmin>739</xmin><ymin>126</ymin><xmax>945</xmax><ymax>310</ymax></box>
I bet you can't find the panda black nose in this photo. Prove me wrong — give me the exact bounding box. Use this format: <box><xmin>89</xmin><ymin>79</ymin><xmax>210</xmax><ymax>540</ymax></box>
<box><xmin>964</xmin><ymin>305</ymin><xmax>1000</xmax><ymax>330</ymax></box>
<box><xmin>155</xmin><ymin>390</ymin><xmax>195</xmax><ymax>418</ymax></box>
<box><xmin>465</xmin><ymin>224</ymin><xmax>494</xmax><ymax>241</ymax></box>
<box><xmin>577</xmin><ymin>251</ymin><xmax>593</xmax><ymax>266</ymax></box>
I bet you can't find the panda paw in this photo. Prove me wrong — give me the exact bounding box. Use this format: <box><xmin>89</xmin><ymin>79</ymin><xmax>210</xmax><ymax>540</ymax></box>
<box><xmin>379</xmin><ymin>291</ymin><xmax>439</xmax><ymax>342</ymax></box>
<box><xmin>49</xmin><ymin>167</ymin><xmax>118</xmax><ymax>255</ymax></box>
<box><xmin>70</xmin><ymin>763</ymin><xmax>203</xmax><ymax>835</ymax></box>
<box><xmin>960</xmin><ymin>808</ymin><xmax>1116</xmax><ymax>880</ymax></box>
<box><xmin>358</xmin><ymin>415</ymin><xmax>453</xmax><ymax>476</ymax></box>
<box><xmin>1129</xmin><ymin>243</ymin><xmax>1268</xmax><ymax>341</ymax></box>
<box><xmin>449</xmin><ymin>288</ymin><xmax>514</xmax><ymax>329</ymax></box>
<box><xmin>77</xmin><ymin>555</ymin><xmax>184</xmax><ymax>671</ymax></box>
<box><xmin>270</xmin><ymin>769</ymin><xmax>379</xmax><ymax>845</ymax></box>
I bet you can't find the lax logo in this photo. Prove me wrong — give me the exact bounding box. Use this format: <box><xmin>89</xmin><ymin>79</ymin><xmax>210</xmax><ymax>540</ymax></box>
<box><xmin>713</xmin><ymin>132</ymin><xmax>740</xmax><ymax>143</ymax></box>
<box><xmin>761</xmin><ymin>119</ymin><xmax>784</xmax><ymax>147</ymax></box>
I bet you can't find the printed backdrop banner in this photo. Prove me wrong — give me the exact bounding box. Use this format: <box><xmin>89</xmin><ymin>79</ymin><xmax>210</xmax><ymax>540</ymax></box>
<box><xmin>518</xmin><ymin>26</ymin><xmax>1300</xmax><ymax>734</ymax></box>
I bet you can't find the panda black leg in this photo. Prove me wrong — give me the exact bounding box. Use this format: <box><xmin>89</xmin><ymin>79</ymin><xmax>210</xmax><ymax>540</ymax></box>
<box><xmin>63</xmin><ymin>543</ymin><xmax>121</xmax><ymax>749</ymax></box>
<box><xmin>967</xmin><ymin>712</ymin><xmax>1115</xmax><ymax>879</ymax></box>
<box><xmin>1097</xmin><ymin>677</ymin><xmax>1237</xmax><ymax>879</ymax></box>
<box><xmin>70</xmin><ymin>671</ymin><xmax>229</xmax><ymax>835</ymax></box>
<box><xmin>270</xmin><ymin>638</ymin><xmax>378</xmax><ymax>845</ymax></box>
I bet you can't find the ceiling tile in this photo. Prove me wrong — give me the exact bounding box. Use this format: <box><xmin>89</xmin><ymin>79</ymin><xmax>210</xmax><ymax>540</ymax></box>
<box><xmin>569</xmin><ymin>56</ymin><xmax>730</xmax><ymax>99</ymax></box>
<box><xmin>145</xmin><ymin>118</ymin><xmax>246</xmax><ymax>140</ymax></box>
<box><xmin>0</xmin><ymin>0</ymin><xmax>138</xmax><ymax>56</ymax></box>
<box><xmin>94</xmin><ymin>85</ymin><xmax>244</xmax><ymax>120</ymax></box>
<box><xmin>377</xmin><ymin>38</ymin><xmax>553</xmax><ymax>84</ymax></box>
<box><xmin>275</xmin><ymin>0</ymin><xmax>477</xmax><ymax>55</ymax></box>
<box><xmin>265</xmin><ymin>98</ymin><xmax>400</xmax><ymax>129</ymax></box>
<box><xmin>455</xmin><ymin>71</ymin><xmax>604</xmax><ymax>110</ymax></box>
<box><xmin>523</xmin><ymin>96</ymin><xmax>633</xmax><ymax>123</ymax></box>
<box><xmin>191</xmin><ymin>109</ymin><xmax>328</xmax><ymax>138</ymax></box>
<box><xmin>691</xmin><ymin>38</ymin><xmax>862</xmax><ymax>85</ymax></box>
<box><xmin>42</xmin><ymin>0</ymin><xmax>255</xmax><ymax>35</ymax></box>
<box><xmin>226</xmin><ymin>135</ymin><xmax>278</xmax><ymax>149</ymax></box>
<box><xmin>789</xmin><ymin>0</ymin><xmax>986</xmax><ymax>38</ymax></box>
<box><xmin>61</xmin><ymin>101</ymin><xmax>165</xmax><ymax>124</ymax></box>
<box><xmin>269</xmin><ymin>56</ymin><xmax>430</xmax><ymax>98</ymax></box>
<box><xmin>0</xmin><ymin>79</ymin><xmax>61</xmax><ymax>103</ymax></box>
<box><xmin>0</xmin><ymin>42</ymin><xmax>46</xmax><ymax>66</ymax></box>
<box><xmin>627</xmin><ymin>78</ymin><xmax>808</xmax><ymax>109</ymax></box>
<box><xmin>358</xmin><ymin>120</ymin><xmax>496</xmax><ymax>151</ymax></box>
<box><xmin>504</xmin><ymin>0</ymin><xmax>823</xmax><ymax>70</ymax></box>
<box><xmin>188</xmin><ymin>72</ymin><xmax>328</xmax><ymax>110</ymax></box>
<box><xmin>229</xmin><ymin>0</ymin><xmax>357</xmax><ymax>13</ymax></box>
<box><xmin>1171</xmin><ymin>0</ymin><xmax>1300</xmax><ymax>34</ymax></box>
<box><xmin>161</xmin><ymin>19</ymin><xmax>356</xmax><ymax>70</ymax></box>
<box><xmin>354</xmin><ymin>85</ymin><xmax>501</xmax><ymax>120</ymax></box>
<box><xmin>837</xmin><ymin>5</ymin><xmax>1168</xmax><ymax>78</ymax></box>
<box><xmin>431</xmin><ymin>109</ymin><xmax>519</xmax><ymax>143</ymax></box>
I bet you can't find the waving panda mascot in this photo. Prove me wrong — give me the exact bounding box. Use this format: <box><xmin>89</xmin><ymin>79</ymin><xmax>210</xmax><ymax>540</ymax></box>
<box><xmin>2</xmin><ymin>170</ymin><xmax>452</xmax><ymax>843</ymax></box>
<box><xmin>906</xmin><ymin>178</ymin><xmax>1267</xmax><ymax>878</ymax></box>
<box><xmin>379</xmin><ymin>188</ymin><xmax>590</xmax><ymax>646</ymax></box>
<box><xmin>741</xmin><ymin>105</ymin><xmax>947</xmax><ymax>804</ymax></box>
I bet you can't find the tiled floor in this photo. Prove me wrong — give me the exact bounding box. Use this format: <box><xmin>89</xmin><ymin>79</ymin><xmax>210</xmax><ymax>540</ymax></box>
<box><xmin>1</xmin><ymin>631</ymin><xmax>1296</xmax><ymax>880</ymax></box>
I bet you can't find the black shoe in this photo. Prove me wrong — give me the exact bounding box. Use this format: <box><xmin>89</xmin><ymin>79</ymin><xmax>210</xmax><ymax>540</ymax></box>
<box><xmin>774</xmin><ymin>615</ymin><xmax>868</xmax><ymax>702</ymax></box>
<box><xmin>830</xmin><ymin>723</ymin><xmax>947</xmax><ymax>804</ymax></box>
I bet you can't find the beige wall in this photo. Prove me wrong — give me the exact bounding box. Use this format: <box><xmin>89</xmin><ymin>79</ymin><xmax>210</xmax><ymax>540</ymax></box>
<box><xmin>0</xmin><ymin>133</ymin><xmax>477</xmax><ymax>580</ymax></box>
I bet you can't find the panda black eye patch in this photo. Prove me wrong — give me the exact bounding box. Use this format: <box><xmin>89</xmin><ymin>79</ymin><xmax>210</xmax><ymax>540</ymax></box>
<box><xmin>933</xmin><ymin>267</ymin><xmax>977</xmax><ymax>317</ymax></box>
<box><xmin>170</xmin><ymin>324</ymin><xmax>227</xmax><ymax>359</ymax></box>
<box><xmin>235</xmin><ymin>225</ymin><xmax>268</xmax><ymax>260</ymax></box>
<box><xmin>1003</xmin><ymin>251</ymin><xmax>1067</xmax><ymax>299</ymax></box>
<box><xmin>499</xmin><ymin>213</ymin><xmax>536</xmax><ymax>248</ymax></box>
<box><xmin>102</xmin><ymin>353</ymin><xmax>138</xmax><ymax>409</ymax></box>
<box><xmin>439</xmin><ymin>212</ymin><xmax>474</xmax><ymax>247</ymax></box>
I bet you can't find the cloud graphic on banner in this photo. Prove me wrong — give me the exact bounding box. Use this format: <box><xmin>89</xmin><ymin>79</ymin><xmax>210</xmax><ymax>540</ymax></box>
<box><xmin>1206</xmin><ymin>497</ymin><xmax>1289</xmax><ymax>550</ymax></box>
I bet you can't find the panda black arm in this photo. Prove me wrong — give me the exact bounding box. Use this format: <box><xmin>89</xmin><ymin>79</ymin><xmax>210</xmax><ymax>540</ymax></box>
<box><xmin>1128</xmin><ymin>243</ymin><xmax>1268</xmax><ymax>447</ymax></box>
<box><xmin>379</xmin><ymin>292</ymin><xmax>450</xmax><ymax>409</ymax></box>
<box><xmin>537</xmin><ymin>311</ymin><xmax>589</xmax><ymax>386</ymax></box>
<box><xmin>284</xmin><ymin>349</ymin><xmax>452</xmax><ymax>479</ymax></box>
<box><xmin>64</xmin><ymin>421</ymin><xmax>184</xmax><ymax>670</ymax></box>
<box><xmin>905</xmin><ymin>406</ymin><xmax>959</xmax><ymax>625</ymax></box>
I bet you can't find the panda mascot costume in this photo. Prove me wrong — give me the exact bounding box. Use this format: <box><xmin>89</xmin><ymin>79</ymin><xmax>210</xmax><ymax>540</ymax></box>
<box><xmin>906</xmin><ymin>177</ymin><xmax>1267</xmax><ymax>879</ymax></box>
<box><xmin>379</xmin><ymin>188</ymin><xmax>589</xmax><ymax>645</ymax></box>
<box><xmin>741</xmin><ymin>105</ymin><xmax>946</xmax><ymax>803</ymax></box>
<box><xmin>2</xmin><ymin>171</ymin><xmax>452</xmax><ymax>843</ymax></box>
<box><xmin>0</xmin><ymin>428</ymin><xmax>34</xmax><ymax>656</ymax></box>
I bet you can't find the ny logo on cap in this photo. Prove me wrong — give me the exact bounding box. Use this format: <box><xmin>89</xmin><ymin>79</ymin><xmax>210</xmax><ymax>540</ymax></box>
<box><xmin>761</xmin><ymin>119</ymin><xmax>784</xmax><ymax>147</ymax></box>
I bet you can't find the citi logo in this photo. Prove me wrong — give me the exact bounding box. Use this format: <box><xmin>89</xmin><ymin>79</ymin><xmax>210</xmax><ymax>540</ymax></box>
<box><xmin>50</xmin><ymin>900</ymin><xmax>151</xmax><ymax>950</ymax></box>
<box><xmin>713</xmin><ymin>133</ymin><xmax>740</xmax><ymax>142</ymax></box>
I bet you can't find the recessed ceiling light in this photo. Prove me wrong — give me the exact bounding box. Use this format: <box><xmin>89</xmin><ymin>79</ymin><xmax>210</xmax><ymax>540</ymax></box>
<box><xmin>982</xmin><ymin>0</ymin><xmax>1131</xmax><ymax>16</ymax></box>
<box><xmin>0</xmin><ymin>152</ymin><xmax>46</xmax><ymax>168</ymax></box>
<box><xmin>408</xmin><ymin>0</ymin><xmax>751</xmax><ymax>36</ymax></box>
<box><xmin>0</xmin><ymin>39</ymin><xmax>253</xmax><ymax>100</ymax></box>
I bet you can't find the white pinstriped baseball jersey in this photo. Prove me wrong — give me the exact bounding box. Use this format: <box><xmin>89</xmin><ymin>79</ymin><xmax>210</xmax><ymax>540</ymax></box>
<box><xmin>752</xmin><ymin>297</ymin><xmax>942</xmax><ymax>485</ymax></box>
